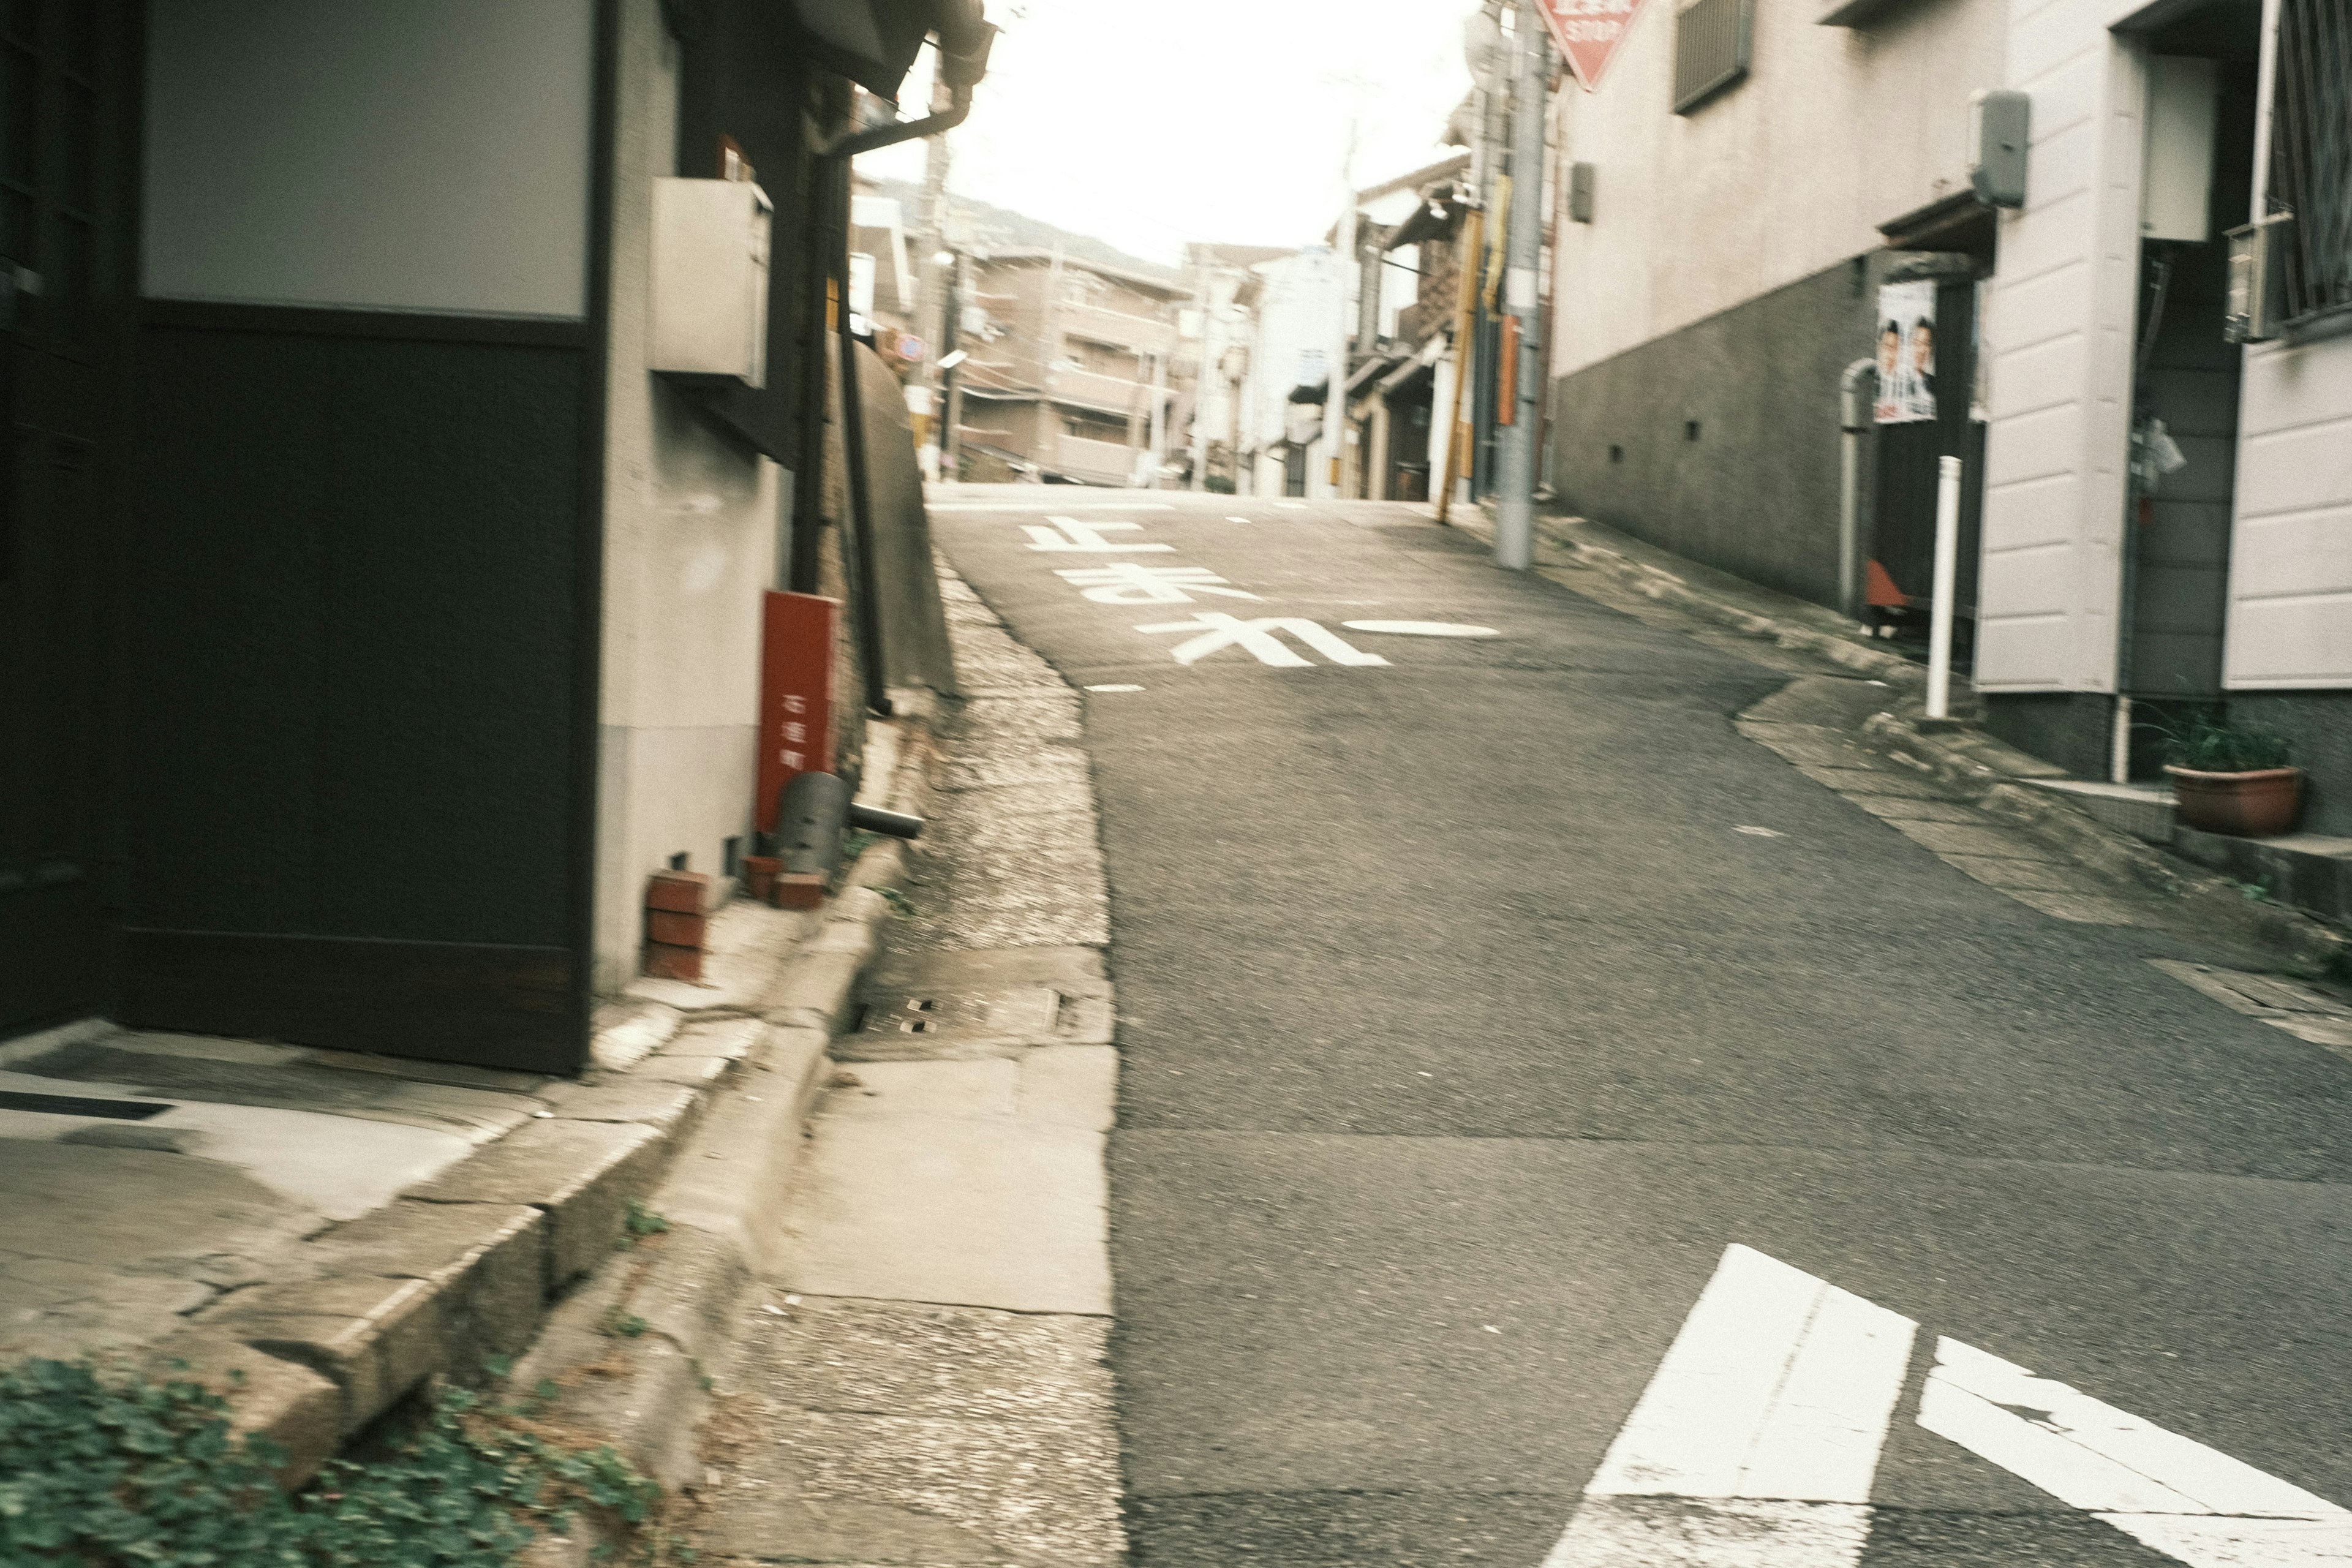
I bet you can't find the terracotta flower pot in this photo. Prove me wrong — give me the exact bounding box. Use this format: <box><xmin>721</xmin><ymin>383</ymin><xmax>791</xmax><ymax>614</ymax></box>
<box><xmin>2164</xmin><ymin>765</ymin><xmax>2303</xmax><ymax>838</ymax></box>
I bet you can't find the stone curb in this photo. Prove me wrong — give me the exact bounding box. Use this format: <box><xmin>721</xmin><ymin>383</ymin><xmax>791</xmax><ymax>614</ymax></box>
<box><xmin>503</xmin><ymin>722</ymin><xmax>938</xmax><ymax>1563</ymax></box>
<box><xmin>1450</xmin><ymin>507</ymin><xmax>1929</xmax><ymax>687</ymax></box>
<box><xmin>183</xmin><ymin>722</ymin><xmax>937</xmax><ymax>1489</ymax></box>
<box><xmin>1446</xmin><ymin>506</ymin><xmax>2348</xmax><ymax>974</ymax></box>
<box><xmin>1861</xmin><ymin>710</ymin><xmax>2351</xmax><ymax>973</ymax></box>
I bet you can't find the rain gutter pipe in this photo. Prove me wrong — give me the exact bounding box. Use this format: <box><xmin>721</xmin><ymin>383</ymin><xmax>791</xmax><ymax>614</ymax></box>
<box><xmin>816</xmin><ymin>22</ymin><xmax>992</xmax><ymax>716</ymax></box>
<box><xmin>1837</xmin><ymin>358</ymin><xmax>1875</xmax><ymax>619</ymax></box>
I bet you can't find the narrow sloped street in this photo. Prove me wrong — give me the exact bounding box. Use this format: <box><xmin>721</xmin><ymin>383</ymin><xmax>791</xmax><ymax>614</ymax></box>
<box><xmin>929</xmin><ymin>486</ymin><xmax>2352</xmax><ymax>1568</ymax></box>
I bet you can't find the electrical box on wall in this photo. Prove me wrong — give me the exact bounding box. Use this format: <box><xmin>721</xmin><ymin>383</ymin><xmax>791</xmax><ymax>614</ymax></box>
<box><xmin>1969</xmin><ymin>89</ymin><xmax>2030</xmax><ymax>208</ymax></box>
<box><xmin>2141</xmin><ymin>56</ymin><xmax>2218</xmax><ymax>243</ymax></box>
<box><xmin>651</xmin><ymin>178</ymin><xmax>772</xmax><ymax>387</ymax></box>
<box><xmin>1569</xmin><ymin>162</ymin><xmax>1596</xmax><ymax>224</ymax></box>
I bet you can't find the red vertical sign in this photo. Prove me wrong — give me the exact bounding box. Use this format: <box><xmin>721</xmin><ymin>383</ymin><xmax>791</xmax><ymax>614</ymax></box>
<box><xmin>756</xmin><ymin>591</ymin><xmax>839</xmax><ymax>834</ymax></box>
<box><xmin>1537</xmin><ymin>0</ymin><xmax>1654</xmax><ymax>91</ymax></box>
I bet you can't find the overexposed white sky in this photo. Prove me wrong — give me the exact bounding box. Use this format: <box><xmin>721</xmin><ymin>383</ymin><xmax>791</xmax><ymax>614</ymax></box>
<box><xmin>856</xmin><ymin>0</ymin><xmax>1476</xmax><ymax>266</ymax></box>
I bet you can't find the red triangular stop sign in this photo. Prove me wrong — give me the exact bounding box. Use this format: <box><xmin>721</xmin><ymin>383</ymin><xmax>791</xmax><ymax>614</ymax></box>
<box><xmin>1536</xmin><ymin>0</ymin><xmax>1654</xmax><ymax>90</ymax></box>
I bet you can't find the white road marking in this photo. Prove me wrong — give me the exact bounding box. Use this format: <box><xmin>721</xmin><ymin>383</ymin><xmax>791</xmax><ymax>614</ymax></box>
<box><xmin>1547</xmin><ymin>1245</ymin><xmax>2352</xmax><ymax>1568</ymax></box>
<box><xmin>1021</xmin><ymin>517</ymin><xmax>1175</xmax><ymax>552</ymax></box>
<box><xmin>1083</xmin><ymin>684</ymin><xmax>1144</xmax><ymax>693</ymax></box>
<box><xmin>1341</xmin><ymin>620</ymin><xmax>1501</xmax><ymax>637</ymax></box>
<box><xmin>1547</xmin><ymin>1247</ymin><xmax>1914</xmax><ymax>1565</ymax></box>
<box><xmin>1736</xmin><ymin>826</ymin><xmax>1787</xmax><ymax>837</ymax></box>
<box><xmin>1273</xmin><ymin>500</ymin><xmax>1310</xmax><ymax>509</ymax></box>
<box><xmin>1585</xmin><ymin>1245</ymin><xmax>1914</xmax><ymax>1504</ymax></box>
<box><xmin>1225</xmin><ymin>514</ymin><xmax>1252</xmax><ymax>522</ymax></box>
<box><xmin>1134</xmin><ymin>612</ymin><xmax>1389</xmax><ymax>668</ymax></box>
<box><xmin>1055</xmin><ymin>564</ymin><xmax>1262</xmax><ymax>604</ymax></box>
<box><xmin>930</xmin><ymin>502</ymin><xmax>1178</xmax><ymax>511</ymax></box>
<box><xmin>1546</xmin><ymin>1498</ymin><xmax>1875</xmax><ymax>1568</ymax></box>
<box><xmin>1918</xmin><ymin>1338</ymin><xmax>2352</xmax><ymax>1566</ymax></box>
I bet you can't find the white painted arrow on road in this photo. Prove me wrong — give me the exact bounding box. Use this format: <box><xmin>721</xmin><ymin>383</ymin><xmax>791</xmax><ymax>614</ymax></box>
<box><xmin>1135</xmin><ymin>612</ymin><xmax>1389</xmax><ymax>668</ymax></box>
<box><xmin>1544</xmin><ymin>1243</ymin><xmax>2352</xmax><ymax>1567</ymax></box>
<box><xmin>1020</xmin><ymin>517</ymin><xmax>1173</xmax><ymax>552</ymax></box>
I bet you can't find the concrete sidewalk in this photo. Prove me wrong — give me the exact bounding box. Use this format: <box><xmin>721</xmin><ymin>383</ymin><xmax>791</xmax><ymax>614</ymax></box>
<box><xmin>0</xmin><ymin>725</ymin><xmax>930</xmax><ymax>1482</ymax></box>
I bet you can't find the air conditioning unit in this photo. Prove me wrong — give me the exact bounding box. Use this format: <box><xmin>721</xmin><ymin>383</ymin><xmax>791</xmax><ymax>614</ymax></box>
<box><xmin>650</xmin><ymin>178</ymin><xmax>772</xmax><ymax>387</ymax></box>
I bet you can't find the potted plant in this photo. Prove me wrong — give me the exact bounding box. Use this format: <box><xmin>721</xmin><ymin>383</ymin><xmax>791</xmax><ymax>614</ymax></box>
<box><xmin>2162</xmin><ymin>713</ymin><xmax>2302</xmax><ymax>837</ymax></box>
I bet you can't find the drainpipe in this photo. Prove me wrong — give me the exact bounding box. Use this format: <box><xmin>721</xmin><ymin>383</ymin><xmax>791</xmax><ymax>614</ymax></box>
<box><xmin>1837</xmin><ymin>358</ymin><xmax>1876</xmax><ymax>620</ymax></box>
<box><xmin>815</xmin><ymin>29</ymin><xmax>993</xmax><ymax>717</ymax></box>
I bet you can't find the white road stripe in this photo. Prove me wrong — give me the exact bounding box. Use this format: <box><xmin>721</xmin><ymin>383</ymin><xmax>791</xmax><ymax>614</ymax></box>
<box><xmin>1918</xmin><ymin>1337</ymin><xmax>2352</xmax><ymax>1566</ymax></box>
<box><xmin>1544</xmin><ymin>1498</ymin><xmax>1874</xmax><ymax>1568</ymax></box>
<box><xmin>1589</xmin><ymin>1245</ymin><xmax>1915</xmax><ymax>1504</ymax></box>
<box><xmin>929</xmin><ymin>502</ymin><xmax>1178</xmax><ymax>511</ymax></box>
<box><xmin>1547</xmin><ymin>1248</ymin><xmax>2352</xmax><ymax>1568</ymax></box>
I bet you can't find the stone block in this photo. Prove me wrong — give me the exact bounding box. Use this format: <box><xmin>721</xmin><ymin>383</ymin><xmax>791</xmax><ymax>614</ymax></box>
<box><xmin>306</xmin><ymin>1199</ymin><xmax>547</xmax><ymax>1375</ymax></box>
<box><xmin>211</xmin><ymin>1273</ymin><xmax>444</xmax><ymax>1436</ymax></box>
<box><xmin>644</xmin><ymin>910</ymin><xmax>707</xmax><ymax>949</ymax></box>
<box><xmin>646</xmin><ymin>870</ymin><xmax>712</xmax><ymax>914</ymax></box>
<box><xmin>143</xmin><ymin>1330</ymin><xmax>343</xmax><ymax>1486</ymax></box>
<box><xmin>772</xmin><ymin>870</ymin><xmax>827</xmax><ymax>910</ymax></box>
<box><xmin>1887</xmin><ymin>820</ymin><xmax>2049</xmax><ymax>860</ymax></box>
<box><xmin>410</xmin><ymin>1120</ymin><xmax>667</xmax><ymax>1291</ymax></box>
<box><xmin>539</xmin><ymin>1076</ymin><xmax>705</xmax><ymax>1137</ymax></box>
<box><xmin>641</xmin><ymin>943</ymin><xmax>704</xmax><ymax>982</ymax></box>
<box><xmin>760</xmin><ymin>949</ymin><xmax>867</xmax><ymax>1028</ymax></box>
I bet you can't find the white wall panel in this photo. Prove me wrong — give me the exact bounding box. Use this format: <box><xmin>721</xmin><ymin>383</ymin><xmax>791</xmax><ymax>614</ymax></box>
<box><xmin>1975</xmin><ymin>32</ymin><xmax>2143</xmax><ymax>691</ymax></box>
<box><xmin>2224</xmin><ymin>335</ymin><xmax>2352</xmax><ymax>687</ymax></box>
<box><xmin>2230</xmin><ymin>507</ymin><xmax>2352</xmax><ymax>599</ymax></box>
<box><xmin>143</xmin><ymin>0</ymin><xmax>594</xmax><ymax>318</ymax></box>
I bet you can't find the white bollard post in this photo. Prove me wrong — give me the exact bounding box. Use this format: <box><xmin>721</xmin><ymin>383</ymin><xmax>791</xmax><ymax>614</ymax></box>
<box><xmin>1926</xmin><ymin>454</ymin><xmax>1962</xmax><ymax>720</ymax></box>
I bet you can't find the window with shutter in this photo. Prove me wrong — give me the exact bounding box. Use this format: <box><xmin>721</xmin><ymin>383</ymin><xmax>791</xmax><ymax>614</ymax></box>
<box><xmin>1673</xmin><ymin>0</ymin><xmax>1754</xmax><ymax>113</ymax></box>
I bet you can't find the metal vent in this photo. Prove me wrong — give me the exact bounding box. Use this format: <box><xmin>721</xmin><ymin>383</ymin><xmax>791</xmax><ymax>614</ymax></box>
<box><xmin>2268</xmin><ymin>0</ymin><xmax>2352</xmax><ymax>330</ymax></box>
<box><xmin>1673</xmin><ymin>0</ymin><xmax>1754</xmax><ymax>113</ymax></box>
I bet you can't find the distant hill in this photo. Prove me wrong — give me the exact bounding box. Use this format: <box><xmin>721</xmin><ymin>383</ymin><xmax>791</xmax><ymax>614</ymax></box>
<box><xmin>867</xmin><ymin>178</ymin><xmax>1180</xmax><ymax>283</ymax></box>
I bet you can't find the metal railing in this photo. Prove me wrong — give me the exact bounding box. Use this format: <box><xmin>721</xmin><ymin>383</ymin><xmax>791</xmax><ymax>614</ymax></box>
<box><xmin>2270</xmin><ymin>0</ymin><xmax>2352</xmax><ymax>327</ymax></box>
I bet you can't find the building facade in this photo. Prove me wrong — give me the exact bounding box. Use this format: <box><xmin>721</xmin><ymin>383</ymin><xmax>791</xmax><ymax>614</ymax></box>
<box><xmin>949</xmin><ymin>250</ymin><xmax>1189</xmax><ymax>485</ymax></box>
<box><xmin>1544</xmin><ymin>0</ymin><xmax>2351</xmax><ymax>830</ymax></box>
<box><xmin>2</xmin><ymin>0</ymin><xmax>981</xmax><ymax>1066</ymax></box>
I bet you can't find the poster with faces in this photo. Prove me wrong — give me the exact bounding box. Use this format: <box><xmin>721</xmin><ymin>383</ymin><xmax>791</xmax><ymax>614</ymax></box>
<box><xmin>1873</xmin><ymin>281</ymin><xmax>1939</xmax><ymax>426</ymax></box>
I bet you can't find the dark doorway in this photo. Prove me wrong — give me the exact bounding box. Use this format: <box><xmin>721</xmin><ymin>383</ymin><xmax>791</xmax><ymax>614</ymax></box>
<box><xmin>0</xmin><ymin>0</ymin><xmax>129</xmax><ymax>1038</ymax></box>
<box><xmin>1282</xmin><ymin>441</ymin><xmax>1307</xmax><ymax>497</ymax></box>
<box><xmin>2118</xmin><ymin>0</ymin><xmax>2263</xmax><ymax>767</ymax></box>
<box><xmin>1385</xmin><ymin>369</ymin><xmax>1434</xmax><ymax>502</ymax></box>
<box><xmin>1868</xmin><ymin>263</ymin><xmax>1986</xmax><ymax>666</ymax></box>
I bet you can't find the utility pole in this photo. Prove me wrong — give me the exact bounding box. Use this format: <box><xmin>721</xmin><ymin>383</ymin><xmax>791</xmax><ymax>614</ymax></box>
<box><xmin>910</xmin><ymin>77</ymin><xmax>954</xmax><ymax>479</ymax></box>
<box><xmin>941</xmin><ymin>248</ymin><xmax>973</xmax><ymax>478</ymax></box>
<box><xmin>1316</xmin><ymin>118</ymin><xmax>1359</xmax><ymax>501</ymax></box>
<box><xmin>1493</xmin><ymin>0</ymin><xmax>1549</xmax><ymax>570</ymax></box>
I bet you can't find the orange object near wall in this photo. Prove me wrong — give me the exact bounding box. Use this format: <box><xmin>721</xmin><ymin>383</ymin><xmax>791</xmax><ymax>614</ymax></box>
<box><xmin>757</xmin><ymin>591</ymin><xmax>839</xmax><ymax>834</ymax></box>
<box><xmin>1496</xmin><ymin>317</ymin><xmax>1520</xmax><ymax>427</ymax></box>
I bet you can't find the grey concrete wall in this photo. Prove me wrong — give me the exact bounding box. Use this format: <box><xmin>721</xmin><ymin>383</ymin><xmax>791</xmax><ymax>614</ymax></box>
<box><xmin>2231</xmin><ymin>693</ymin><xmax>2352</xmax><ymax>838</ymax></box>
<box><xmin>1984</xmin><ymin>693</ymin><xmax>2116</xmax><ymax>782</ymax></box>
<box><xmin>594</xmin><ymin>0</ymin><xmax>785</xmax><ymax>993</ymax></box>
<box><xmin>1545</xmin><ymin>257</ymin><xmax>1877</xmax><ymax>609</ymax></box>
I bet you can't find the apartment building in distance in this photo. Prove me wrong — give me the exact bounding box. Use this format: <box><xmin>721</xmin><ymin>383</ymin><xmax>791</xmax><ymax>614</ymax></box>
<box><xmin>951</xmin><ymin>250</ymin><xmax>1193</xmax><ymax>484</ymax></box>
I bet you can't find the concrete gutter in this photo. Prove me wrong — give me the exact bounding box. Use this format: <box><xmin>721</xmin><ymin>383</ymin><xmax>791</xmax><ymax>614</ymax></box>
<box><xmin>1449</xmin><ymin>506</ymin><xmax>2351</xmax><ymax>978</ymax></box>
<box><xmin>167</xmin><ymin>721</ymin><xmax>935</xmax><ymax>1489</ymax></box>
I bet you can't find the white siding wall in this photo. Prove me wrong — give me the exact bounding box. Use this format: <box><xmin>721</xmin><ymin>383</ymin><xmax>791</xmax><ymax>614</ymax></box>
<box><xmin>1973</xmin><ymin>9</ymin><xmax>2147</xmax><ymax>690</ymax></box>
<box><xmin>2225</xmin><ymin>335</ymin><xmax>2352</xmax><ymax>686</ymax></box>
<box><xmin>1550</xmin><ymin>0</ymin><xmax>2007</xmax><ymax>380</ymax></box>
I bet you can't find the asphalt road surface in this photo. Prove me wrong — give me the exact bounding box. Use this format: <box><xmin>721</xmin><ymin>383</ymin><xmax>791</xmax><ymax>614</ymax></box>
<box><xmin>927</xmin><ymin>487</ymin><xmax>2352</xmax><ymax>1568</ymax></box>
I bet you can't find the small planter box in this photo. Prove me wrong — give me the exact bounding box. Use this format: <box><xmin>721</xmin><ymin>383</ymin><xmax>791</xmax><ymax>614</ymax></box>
<box><xmin>2163</xmin><ymin>764</ymin><xmax>2303</xmax><ymax>838</ymax></box>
